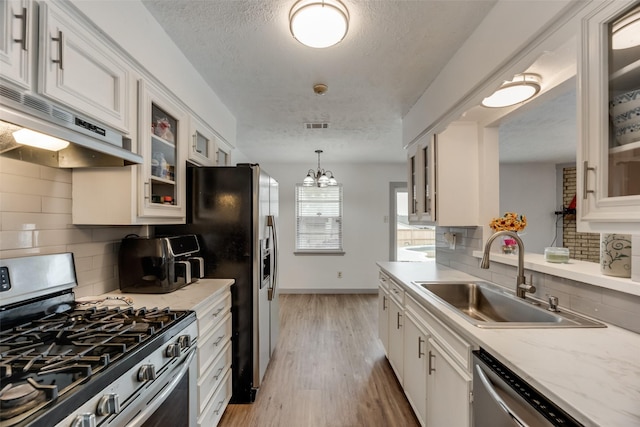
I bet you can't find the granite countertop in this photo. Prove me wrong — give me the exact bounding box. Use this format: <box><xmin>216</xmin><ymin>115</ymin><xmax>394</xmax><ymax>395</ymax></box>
<box><xmin>90</xmin><ymin>278</ymin><xmax>234</xmax><ymax>313</ymax></box>
<box><xmin>377</xmin><ymin>261</ymin><xmax>640</xmax><ymax>427</ymax></box>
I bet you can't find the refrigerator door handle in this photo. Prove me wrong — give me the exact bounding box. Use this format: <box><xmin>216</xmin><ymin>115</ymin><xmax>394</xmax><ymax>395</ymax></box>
<box><xmin>267</xmin><ymin>215</ymin><xmax>278</xmax><ymax>301</ymax></box>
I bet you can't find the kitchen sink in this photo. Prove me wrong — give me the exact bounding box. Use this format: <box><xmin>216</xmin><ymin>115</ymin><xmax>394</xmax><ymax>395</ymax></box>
<box><xmin>413</xmin><ymin>281</ymin><xmax>605</xmax><ymax>328</ymax></box>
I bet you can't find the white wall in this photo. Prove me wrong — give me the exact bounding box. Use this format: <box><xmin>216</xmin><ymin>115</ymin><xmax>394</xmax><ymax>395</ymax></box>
<box><xmin>499</xmin><ymin>163</ymin><xmax>558</xmax><ymax>254</ymax></box>
<box><xmin>260</xmin><ymin>162</ymin><xmax>406</xmax><ymax>293</ymax></box>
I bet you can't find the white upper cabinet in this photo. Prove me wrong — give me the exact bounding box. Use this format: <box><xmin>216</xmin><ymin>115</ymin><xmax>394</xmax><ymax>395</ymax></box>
<box><xmin>72</xmin><ymin>80</ymin><xmax>187</xmax><ymax>225</ymax></box>
<box><xmin>137</xmin><ymin>79</ymin><xmax>187</xmax><ymax>219</ymax></box>
<box><xmin>187</xmin><ymin>115</ymin><xmax>230</xmax><ymax>167</ymax></box>
<box><xmin>407</xmin><ymin>122</ymin><xmax>480</xmax><ymax>226</ymax></box>
<box><xmin>0</xmin><ymin>0</ymin><xmax>34</xmax><ymax>89</ymax></box>
<box><xmin>188</xmin><ymin>115</ymin><xmax>215</xmax><ymax>166</ymax></box>
<box><xmin>216</xmin><ymin>140</ymin><xmax>232</xmax><ymax>166</ymax></box>
<box><xmin>578</xmin><ymin>1</ymin><xmax>640</xmax><ymax>233</ymax></box>
<box><xmin>38</xmin><ymin>1</ymin><xmax>131</xmax><ymax>134</ymax></box>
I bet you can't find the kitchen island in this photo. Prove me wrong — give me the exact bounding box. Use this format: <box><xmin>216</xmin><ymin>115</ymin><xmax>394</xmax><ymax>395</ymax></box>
<box><xmin>377</xmin><ymin>261</ymin><xmax>640</xmax><ymax>427</ymax></box>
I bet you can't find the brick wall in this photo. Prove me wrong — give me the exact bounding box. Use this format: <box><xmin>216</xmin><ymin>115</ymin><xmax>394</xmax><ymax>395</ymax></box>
<box><xmin>562</xmin><ymin>167</ymin><xmax>600</xmax><ymax>262</ymax></box>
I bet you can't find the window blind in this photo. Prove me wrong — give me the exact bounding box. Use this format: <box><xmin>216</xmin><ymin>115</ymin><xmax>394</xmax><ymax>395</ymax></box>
<box><xmin>295</xmin><ymin>184</ymin><xmax>343</xmax><ymax>252</ymax></box>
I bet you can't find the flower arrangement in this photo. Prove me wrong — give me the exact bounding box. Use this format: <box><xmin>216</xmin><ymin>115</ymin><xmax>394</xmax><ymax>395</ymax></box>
<box><xmin>489</xmin><ymin>212</ymin><xmax>527</xmax><ymax>232</ymax></box>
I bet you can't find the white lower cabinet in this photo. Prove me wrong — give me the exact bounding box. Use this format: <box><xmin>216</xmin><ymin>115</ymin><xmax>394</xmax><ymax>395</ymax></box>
<box><xmin>388</xmin><ymin>289</ymin><xmax>405</xmax><ymax>382</ymax></box>
<box><xmin>403</xmin><ymin>310</ymin><xmax>429</xmax><ymax>426</ymax></box>
<box><xmin>426</xmin><ymin>338</ymin><xmax>472</xmax><ymax>427</ymax></box>
<box><xmin>193</xmin><ymin>286</ymin><xmax>232</xmax><ymax>427</ymax></box>
<box><xmin>380</xmin><ymin>271</ymin><xmax>473</xmax><ymax>427</ymax></box>
<box><xmin>378</xmin><ymin>273</ymin><xmax>390</xmax><ymax>355</ymax></box>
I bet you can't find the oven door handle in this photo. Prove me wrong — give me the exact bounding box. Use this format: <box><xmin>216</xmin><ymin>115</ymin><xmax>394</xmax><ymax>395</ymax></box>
<box><xmin>127</xmin><ymin>349</ymin><xmax>196</xmax><ymax>427</ymax></box>
<box><xmin>474</xmin><ymin>364</ymin><xmax>529</xmax><ymax>427</ymax></box>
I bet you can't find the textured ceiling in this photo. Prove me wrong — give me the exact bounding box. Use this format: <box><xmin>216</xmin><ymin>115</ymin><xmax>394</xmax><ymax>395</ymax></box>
<box><xmin>499</xmin><ymin>87</ymin><xmax>576</xmax><ymax>164</ymax></box>
<box><xmin>141</xmin><ymin>0</ymin><xmax>497</xmax><ymax>164</ymax></box>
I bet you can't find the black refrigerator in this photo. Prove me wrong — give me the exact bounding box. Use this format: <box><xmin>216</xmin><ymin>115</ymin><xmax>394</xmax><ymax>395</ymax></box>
<box><xmin>156</xmin><ymin>163</ymin><xmax>279</xmax><ymax>403</ymax></box>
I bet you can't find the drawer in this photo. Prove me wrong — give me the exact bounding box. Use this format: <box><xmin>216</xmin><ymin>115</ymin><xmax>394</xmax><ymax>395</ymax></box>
<box><xmin>388</xmin><ymin>279</ymin><xmax>405</xmax><ymax>305</ymax></box>
<box><xmin>406</xmin><ymin>294</ymin><xmax>471</xmax><ymax>371</ymax></box>
<box><xmin>198</xmin><ymin>340</ymin><xmax>232</xmax><ymax>412</ymax></box>
<box><xmin>198</xmin><ymin>312</ymin><xmax>232</xmax><ymax>374</ymax></box>
<box><xmin>197</xmin><ymin>291</ymin><xmax>231</xmax><ymax>337</ymax></box>
<box><xmin>379</xmin><ymin>271</ymin><xmax>390</xmax><ymax>290</ymax></box>
<box><xmin>197</xmin><ymin>368</ymin><xmax>232</xmax><ymax>427</ymax></box>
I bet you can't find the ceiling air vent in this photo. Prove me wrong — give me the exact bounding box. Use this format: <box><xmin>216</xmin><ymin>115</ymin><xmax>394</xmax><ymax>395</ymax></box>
<box><xmin>305</xmin><ymin>122</ymin><xmax>329</xmax><ymax>129</ymax></box>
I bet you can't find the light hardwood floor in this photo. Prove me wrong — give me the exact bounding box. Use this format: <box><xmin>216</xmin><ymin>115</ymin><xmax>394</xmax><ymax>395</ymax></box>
<box><xmin>219</xmin><ymin>294</ymin><xmax>420</xmax><ymax>427</ymax></box>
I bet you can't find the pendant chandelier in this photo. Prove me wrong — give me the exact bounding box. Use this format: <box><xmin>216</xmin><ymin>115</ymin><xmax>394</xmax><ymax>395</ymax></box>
<box><xmin>303</xmin><ymin>149</ymin><xmax>338</xmax><ymax>187</ymax></box>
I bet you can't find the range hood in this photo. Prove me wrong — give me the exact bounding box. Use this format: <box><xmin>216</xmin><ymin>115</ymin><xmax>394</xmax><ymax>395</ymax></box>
<box><xmin>0</xmin><ymin>84</ymin><xmax>143</xmax><ymax>168</ymax></box>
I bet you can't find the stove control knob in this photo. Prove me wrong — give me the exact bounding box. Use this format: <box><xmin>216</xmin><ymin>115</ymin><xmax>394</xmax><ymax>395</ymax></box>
<box><xmin>138</xmin><ymin>364</ymin><xmax>157</xmax><ymax>382</ymax></box>
<box><xmin>178</xmin><ymin>334</ymin><xmax>191</xmax><ymax>349</ymax></box>
<box><xmin>97</xmin><ymin>393</ymin><xmax>120</xmax><ymax>416</ymax></box>
<box><xmin>71</xmin><ymin>413</ymin><xmax>96</xmax><ymax>427</ymax></box>
<box><xmin>166</xmin><ymin>342</ymin><xmax>181</xmax><ymax>358</ymax></box>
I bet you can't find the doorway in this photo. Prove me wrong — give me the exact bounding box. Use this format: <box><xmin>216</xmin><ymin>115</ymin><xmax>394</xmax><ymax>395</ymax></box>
<box><xmin>389</xmin><ymin>182</ymin><xmax>435</xmax><ymax>262</ymax></box>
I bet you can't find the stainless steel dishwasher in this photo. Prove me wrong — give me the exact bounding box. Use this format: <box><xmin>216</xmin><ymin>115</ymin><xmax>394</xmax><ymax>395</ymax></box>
<box><xmin>472</xmin><ymin>348</ymin><xmax>584</xmax><ymax>427</ymax></box>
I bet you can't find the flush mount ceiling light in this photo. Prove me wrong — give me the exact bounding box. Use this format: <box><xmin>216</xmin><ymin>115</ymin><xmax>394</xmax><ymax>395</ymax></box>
<box><xmin>481</xmin><ymin>73</ymin><xmax>542</xmax><ymax>108</ymax></box>
<box><xmin>289</xmin><ymin>0</ymin><xmax>349</xmax><ymax>48</ymax></box>
<box><xmin>303</xmin><ymin>149</ymin><xmax>338</xmax><ymax>187</ymax></box>
<box><xmin>12</xmin><ymin>128</ymin><xmax>70</xmax><ymax>151</ymax></box>
<box><xmin>611</xmin><ymin>6</ymin><xmax>640</xmax><ymax>50</ymax></box>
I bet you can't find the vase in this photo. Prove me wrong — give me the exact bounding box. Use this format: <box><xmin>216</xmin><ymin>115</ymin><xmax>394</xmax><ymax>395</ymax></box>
<box><xmin>501</xmin><ymin>236</ymin><xmax>518</xmax><ymax>255</ymax></box>
<box><xmin>600</xmin><ymin>234</ymin><xmax>632</xmax><ymax>278</ymax></box>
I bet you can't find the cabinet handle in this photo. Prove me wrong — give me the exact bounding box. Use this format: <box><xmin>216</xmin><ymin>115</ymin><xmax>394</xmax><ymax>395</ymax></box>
<box><xmin>583</xmin><ymin>161</ymin><xmax>595</xmax><ymax>200</ymax></box>
<box><xmin>428</xmin><ymin>350</ymin><xmax>436</xmax><ymax>374</ymax></box>
<box><xmin>144</xmin><ymin>181</ymin><xmax>150</xmax><ymax>200</ymax></box>
<box><xmin>14</xmin><ymin>7</ymin><xmax>28</xmax><ymax>51</ymax></box>
<box><xmin>213</xmin><ymin>367</ymin><xmax>224</xmax><ymax>381</ymax></box>
<box><xmin>382</xmin><ymin>295</ymin><xmax>387</xmax><ymax>311</ymax></box>
<box><xmin>396</xmin><ymin>312</ymin><xmax>402</xmax><ymax>329</ymax></box>
<box><xmin>213</xmin><ymin>400</ymin><xmax>224</xmax><ymax>415</ymax></box>
<box><xmin>212</xmin><ymin>307</ymin><xmax>224</xmax><ymax>317</ymax></box>
<box><xmin>418</xmin><ymin>336</ymin><xmax>425</xmax><ymax>359</ymax></box>
<box><xmin>51</xmin><ymin>30</ymin><xmax>64</xmax><ymax>70</ymax></box>
<box><xmin>213</xmin><ymin>334</ymin><xmax>225</xmax><ymax>346</ymax></box>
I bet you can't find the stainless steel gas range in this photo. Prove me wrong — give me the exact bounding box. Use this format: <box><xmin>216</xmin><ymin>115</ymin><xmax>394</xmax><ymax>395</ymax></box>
<box><xmin>0</xmin><ymin>253</ymin><xmax>198</xmax><ymax>427</ymax></box>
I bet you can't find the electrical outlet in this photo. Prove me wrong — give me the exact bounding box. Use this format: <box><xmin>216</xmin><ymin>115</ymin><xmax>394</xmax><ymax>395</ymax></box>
<box><xmin>337</xmin><ymin>271</ymin><xmax>342</xmax><ymax>278</ymax></box>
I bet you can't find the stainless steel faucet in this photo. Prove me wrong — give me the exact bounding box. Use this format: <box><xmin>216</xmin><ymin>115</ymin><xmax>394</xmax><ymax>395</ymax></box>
<box><xmin>480</xmin><ymin>230</ymin><xmax>536</xmax><ymax>299</ymax></box>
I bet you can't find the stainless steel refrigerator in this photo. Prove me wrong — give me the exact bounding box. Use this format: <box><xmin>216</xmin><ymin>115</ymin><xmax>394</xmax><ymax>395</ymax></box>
<box><xmin>156</xmin><ymin>163</ymin><xmax>279</xmax><ymax>403</ymax></box>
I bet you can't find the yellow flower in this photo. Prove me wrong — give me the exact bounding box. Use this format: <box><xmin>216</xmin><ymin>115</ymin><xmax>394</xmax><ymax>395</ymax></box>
<box><xmin>489</xmin><ymin>212</ymin><xmax>526</xmax><ymax>232</ymax></box>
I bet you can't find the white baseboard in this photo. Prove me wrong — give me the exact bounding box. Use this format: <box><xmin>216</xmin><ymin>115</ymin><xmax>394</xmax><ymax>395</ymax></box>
<box><xmin>278</xmin><ymin>288</ymin><xmax>377</xmax><ymax>295</ymax></box>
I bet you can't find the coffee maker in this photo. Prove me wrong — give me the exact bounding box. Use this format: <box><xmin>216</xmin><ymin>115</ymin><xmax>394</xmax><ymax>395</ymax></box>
<box><xmin>118</xmin><ymin>234</ymin><xmax>204</xmax><ymax>293</ymax></box>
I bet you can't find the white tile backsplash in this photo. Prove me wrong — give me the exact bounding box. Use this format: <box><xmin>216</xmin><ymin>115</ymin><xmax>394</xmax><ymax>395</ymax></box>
<box><xmin>0</xmin><ymin>157</ymin><xmax>143</xmax><ymax>296</ymax></box>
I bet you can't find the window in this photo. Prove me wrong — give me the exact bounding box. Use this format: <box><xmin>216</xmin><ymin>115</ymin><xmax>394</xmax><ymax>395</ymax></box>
<box><xmin>295</xmin><ymin>184</ymin><xmax>344</xmax><ymax>254</ymax></box>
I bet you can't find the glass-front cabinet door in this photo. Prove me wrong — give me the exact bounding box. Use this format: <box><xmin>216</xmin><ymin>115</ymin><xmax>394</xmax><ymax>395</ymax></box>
<box><xmin>421</xmin><ymin>135</ymin><xmax>436</xmax><ymax>223</ymax></box>
<box><xmin>188</xmin><ymin>116</ymin><xmax>217</xmax><ymax>166</ymax></box>
<box><xmin>138</xmin><ymin>80</ymin><xmax>186</xmax><ymax>219</ymax></box>
<box><xmin>578</xmin><ymin>1</ymin><xmax>640</xmax><ymax>233</ymax></box>
<box><xmin>407</xmin><ymin>143</ymin><xmax>420</xmax><ymax>222</ymax></box>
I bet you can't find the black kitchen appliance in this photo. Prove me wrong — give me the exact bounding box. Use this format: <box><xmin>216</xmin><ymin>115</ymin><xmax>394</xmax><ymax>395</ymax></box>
<box><xmin>156</xmin><ymin>163</ymin><xmax>279</xmax><ymax>403</ymax></box>
<box><xmin>118</xmin><ymin>234</ymin><xmax>204</xmax><ymax>294</ymax></box>
<box><xmin>0</xmin><ymin>253</ymin><xmax>198</xmax><ymax>427</ymax></box>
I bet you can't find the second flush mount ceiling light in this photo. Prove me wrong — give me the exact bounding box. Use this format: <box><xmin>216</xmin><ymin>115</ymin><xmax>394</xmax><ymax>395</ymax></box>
<box><xmin>289</xmin><ymin>0</ymin><xmax>350</xmax><ymax>48</ymax></box>
<box><xmin>481</xmin><ymin>73</ymin><xmax>542</xmax><ymax>108</ymax></box>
